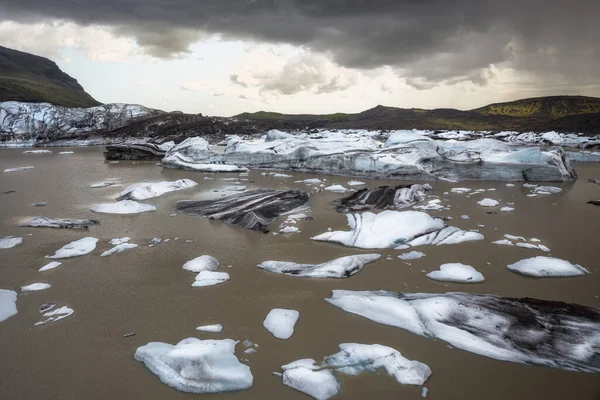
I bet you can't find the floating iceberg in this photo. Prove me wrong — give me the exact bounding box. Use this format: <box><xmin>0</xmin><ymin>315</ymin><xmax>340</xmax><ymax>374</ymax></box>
<box><xmin>258</xmin><ymin>254</ymin><xmax>381</xmax><ymax>279</ymax></box>
<box><xmin>135</xmin><ymin>338</ymin><xmax>253</xmax><ymax>394</ymax></box>
<box><xmin>532</xmin><ymin>186</ymin><xmax>562</xmax><ymax>195</ymax></box>
<box><xmin>294</xmin><ymin>178</ymin><xmax>322</xmax><ymax>184</ymax></box>
<box><xmin>118</xmin><ymin>179</ymin><xmax>198</xmax><ymax>200</ymax></box>
<box><xmin>477</xmin><ymin>198</ymin><xmax>499</xmax><ymax>207</ymax></box>
<box><xmin>507</xmin><ymin>256</ymin><xmax>589</xmax><ymax>278</ymax></box>
<box><xmin>35</xmin><ymin>305</ymin><xmax>74</xmax><ymax>325</ymax></box>
<box><xmin>0</xmin><ymin>290</ymin><xmax>17</xmax><ymax>323</ymax></box>
<box><xmin>100</xmin><ymin>243</ymin><xmax>138</xmax><ymax>257</ymax></box>
<box><xmin>91</xmin><ymin>200</ymin><xmax>156</xmax><ymax>214</ymax></box>
<box><xmin>196</xmin><ymin>324</ymin><xmax>223</xmax><ymax>333</ymax></box>
<box><xmin>263</xmin><ymin>308</ymin><xmax>300</xmax><ymax>339</ymax></box>
<box><xmin>312</xmin><ymin>211</ymin><xmax>483</xmax><ymax>249</ymax></box>
<box><xmin>162</xmin><ymin>138</ymin><xmax>248</xmax><ymax>172</ymax></box>
<box><xmin>175</xmin><ymin>189</ymin><xmax>309</xmax><ymax>232</ymax></box>
<box><xmin>334</xmin><ymin>184</ymin><xmax>432</xmax><ymax>212</ymax></box>
<box><xmin>39</xmin><ymin>261</ymin><xmax>62</xmax><ymax>271</ymax></box>
<box><xmin>110</xmin><ymin>237</ymin><xmax>130</xmax><ymax>245</ymax></box>
<box><xmin>280</xmin><ymin>343</ymin><xmax>431</xmax><ymax>400</ymax></box>
<box><xmin>347</xmin><ymin>180</ymin><xmax>365</xmax><ymax>186</ymax></box>
<box><xmin>426</xmin><ymin>263</ymin><xmax>484</xmax><ymax>283</ymax></box>
<box><xmin>398</xmin><ymin>251</ymin><xmax>425</xmax><ymax>260</ymax></box>
<box><xmin>324</xmin><ymin>185</ymin><xmax>350</xmax><ymax>192</ymax></box>
<box><xmin>21</xmin><ymin>283</ymin><xmax>51</xmax><ymax>292</ymax></box>
<box><xmin>4</xmin><ymin>166</ymin><xmax>34</xmax><ymax>172</ymax></box>
<box><xmin>47</xmin><ymin>237</ymin><xmax>98</xmax><ymax>259</ymax></box>
<box><xmin>20</xmin><ymin>216</ymin><xmax>99</xmax><ymax>230</ymax></box>
<box><xmin>279</xmin><ymin>226</ymin><xmax>300</xmax><ymax>234</ymax></box>
<box><xmin>192</xmin><ymin>271</ymin><xmax>230</xmax><ymax>287</ymax></box>
<box><xmin>0</xmin><ymin>236</ymin><xmax>23</xmax><ymax>249</ymax></box>
<box><xmin>326</xmin><ymin>290</ymin><xmax>600</xmax><ymax>373</ymax></box>
<box><xmin>23</xmin><ymin>149</ymin><xmax>51</xmax><ymax>154</ymax></box>
<box><xmin>183</xmin><ymin>255</ymin><xmax>220</xmax><ymax>272</ymax></box>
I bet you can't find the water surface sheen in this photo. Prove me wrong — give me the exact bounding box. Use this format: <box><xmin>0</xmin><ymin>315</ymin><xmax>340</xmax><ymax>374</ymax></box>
<box><xmin>0</xmin><ymin>147</ymin><xmax>599</xmax><ymax>400</ymax></box>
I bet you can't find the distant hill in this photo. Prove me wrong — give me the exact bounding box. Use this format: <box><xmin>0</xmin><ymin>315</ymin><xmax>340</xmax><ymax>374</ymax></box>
<box><xmin>0</xmin><ymin>46</ymin><xmax>100</xmax><ymax>108</ymax></box>
<box><xmin>235</xmin><ymin>96</ymin><xmax>600</xmax><ymax>134</ymax></box>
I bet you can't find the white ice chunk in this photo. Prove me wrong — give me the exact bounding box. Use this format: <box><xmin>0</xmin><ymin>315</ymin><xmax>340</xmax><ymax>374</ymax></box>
<box><xmin>47</xmin><ymin>237</ymin><xmax>98</xmax><ymax>259</ymax></box>
<box><xmin>0</xmin><ymin>236</ymin><xmax>23</xmax><ymax>249</ymax></box>
<box><xmin>493</xmin><ymin>239</ymin><xmax>513</xmax><ymax>246</ymax></box>
<box><xmin>100</xmin><ymin>243</ymin><xmax>138</xmax><ymax>257</ymax></box>
<box><xmin>279</xmin><ymin>226</ymin><xmax>300</xmax><ymax>234</ymax></box>
<box><xmin>259</xmin><ymin>254</ymin><xmax>380</xmax><ymax>279</ymax></box>
<box><xmin>515</xmin><ymin>242</ymin><xmax>551</xmax><ymax>252</ymax></box>
<box><xmin>91</xmin><ymin>200</ymin><xmax>156</xmax><ymax>214</ymax></box>
<box><xmin>426</xmin><ymin>263</ymin><xmax>484</xmax><ymax>283</ymax></box>
<box><xmin>263</xmin><ymin>308</ymin><xmax>300</xmax><ymax>339</ymax></box>
<box><xmin>533</xmin><ymin>186</ymin><xmax>562</xmax><ymax>195</ymax></box>
<box><xmin>35</xmin><ymin>305</ymin><xmax>74</xmax><ymax>325</ymax></box>
<box><xmin>507</xmin><ymin>256</ymin><xmax>589</xmax><ymax>277</ymax></box>
<box><xmin>500</xmin><ymin>206</ymin><xmax>515</xmax><ymax>212</ymax></box>
<box><xmin>504</xmin><ymin>234</ymin><xmax>525</xmax><ymax>241</ymax></box>
<box><xmin>272</xmin><ymin>173</ymin><xmax>292</xmax><ymax>177</ymax></box>
<box><xmin>4</xmin><ymin>166</ymin><xmax>34</xmax><ymax>172</ymax></box>
<box><xmin>294</xmin><ymin>178</ymin><xmax>322</xmax><ymax>184</ymax></box>
<box><xmin>58</xmin><ymin>151</ymin><xmax>74</xmax><ymax>154</ymax></box>
<box><xmin>282</xmin><ymin>359</ymin><xmax>340</xmax><ymax>400</ymax></box>
<box><xmin>39</xmin><ymin>261</ymin><xmax>62</xmax><ymax>271</ymax></box>
<box><xmin>109</xmin><ymin>237</ymin><xmax>130</xmax><ymax>245</ymax></box>
<box><xmin>451</xmin><ymin>188</ymin><xmax>471</xmax><ymax>193</ymax></box>
<box><xmin>0</xmin><ymin>290</ymin><xmax>18</xmax><ymax>323</ymax></box>
<box><xmin>21</xmin><ymin>283</ymin><xmax>51</xmax><ymax>292</ymax></box>
<box><xmin>347</xmin><ymin>180</ymin><xmax>366</xmax><ymax>186</ymax></box>
<box><xmin>119</xmin><ymin>179</ymin><xmax>198</xmax><ymax>200</ymax></box>
<box><xmin>183</xmin><ymin>255</ymin><xmax>220</xmax><ymax>272</ymax></box>
<box><xmin>477</xmin><ymin>198</ymin><xmax>499</xmax><ymax>207</ymax></box>
<box><xmin>324</xmin><ymin>185</ymin><xmax>350</xmax><ymax>192</ymax></box>
<box><xmin>196</xmin><ymin>324</ymin><xmax>223</xmax><ymax>333</ymax></box>
<box><xmin>134</xmin><ymin>338</ymin><xmax>253</xmax><ymax>393</ymax></box>
<box><xmin>192</xmin><ymin>271</ymin><xmax>230</xmax><ymax>287</ymax></box>
<box><xmin>23</xmin><ymin>149</ymin><xmax>52</xmax><ymax>154</ymax></box>
<box><xmin>398</xmin><ymin>251</ymin><xmax>425</xmax><ymax>260</ymax></box>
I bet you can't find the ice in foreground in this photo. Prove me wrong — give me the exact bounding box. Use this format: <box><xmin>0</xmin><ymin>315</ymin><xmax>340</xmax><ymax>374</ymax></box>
<box><xmin>134</xmin><ymin>338</ymin><xmax>253</xmax><ymax>393</ymax></box>
<box><xmin>183</xmin><ymin>255</ymin><xmax>220</xmax><ymax>272</ymax></box>
<box><xmin>118</xmin><ymin>179</ymin><xmax>198</xmax><ymax>200</ymax></box>
<box><xmin>192</xmin><ymin>271</ymin><xmax>230</xmax><ymax>287</ymax></box>
<box><xmin>196</xmin><ymin>324</ymin><xmax>223</xmax><ymax>333</ymax></box>
<box><xmin>426</xmin><ymin>263</ymin><xmax>484</xmax><ymax>283</ymax></box>
<box><xmin>39</xmin><ymin>261</ymin><xmax>62</xmax><ymax>271</ymax></box>
<box><xmin>47</xmin><ymin>237</ymin><xmax>98</xmax><ymax>259</ymax></box>
<box><xmin>507</xmin><ymin>256</ymin><xmax>589</xmax><ymax>278</ymax></box>
<box><xmin>263</xmin><ymin>309</ymin><xmax>300</xmax><ymax>339</ymax></box>
<box><xmin>326</xmin><ymin>290</ymin><xmax>600</xmax><ymax>373</ymax></box>
<box><xmin>0</xmin><ymin>290</ymin><xmax>18</xmax><ymax>323</ymax></box>
<box><xmin>21</xmin><ymin>283</ymin><xmax>51</xmax><ymax>292</ymax></box>
<box><xmin>0</xmin><ymin>236</ymin><xmax>23</xmax><ymax>249</ymax></box>
<box><xmin>312</xmin><ymin>210</ymin><xmax>483</xmax><ymax>249</ymax></box>
<box><xmin>280</xmin><ymin>343</ymin><xmax>431</xmax><ymax>399</ymax></box>
<box><xmin>258</xmin><ymin>254</ymin><xmax>381</xmax><ymax>279</ymax></box>
<box><xmin>35</xmin><ymin>306</ymin><xmax>74</xmax><ymax>325</ymax></box>
<box><xmin>91</xmin><ymin>200</ymin><xmax>156</xmax><ymax>214</ymax></box>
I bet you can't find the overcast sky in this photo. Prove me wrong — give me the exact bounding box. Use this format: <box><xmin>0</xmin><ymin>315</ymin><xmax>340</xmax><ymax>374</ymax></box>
<box><xmin>1</xmin><ymin>0</ymin><xmax>598</xmax><ymax>116</ymax></box>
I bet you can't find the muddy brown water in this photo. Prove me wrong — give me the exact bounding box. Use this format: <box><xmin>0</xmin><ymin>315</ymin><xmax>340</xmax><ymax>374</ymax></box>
<box><xmin>0</xmin><ymin>147</ymin><xmax>599</xmax><ymax>400</ymax></box>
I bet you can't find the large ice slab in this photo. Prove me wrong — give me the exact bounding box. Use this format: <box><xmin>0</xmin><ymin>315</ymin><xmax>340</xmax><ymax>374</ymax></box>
<box><xmin>20</xmin><ymin>216</ymin><xmax>99</xmax><ymax>230</ymax></box>
<box><xmin>507</xmin><ymin>256</ymin><xmax>589</xmax><ymax>278</ymax></box>
<box><xmin>47</xmin><ymin>237</ymin><xmax>98</xmax><ymax>259</ymax></box>
<box><xmin>334</xmin><ymin>184</ymin><xmax>433</xmax><ymax>212</ymax></box>
<box><xmin>263</xmin><ymin>308</ymin><xmax>300</xmax><ymax>339</ymax></box>
<box><xmin>0</xmin><ymin>290</ymin><xmax>17</xmax><ymax>323</ymax></box>
<box><xmin>258</xmin><ymin>254</ymin><xmax>381</xmax><ymax>279</ymax></box>
<box><xmin>118</xmin><ymin>179</ymin><xmax>198</xmax><ymax>200</ymax></box>
<box><xmin>312</xmin><ymin>210</ymin><xmax>483</xmax><ymax>249</ymax></box>
<box><xmin>162</xmin><ymin>138</ymin><xmax>248</xmax><ymax>172</ymax></box>
<box><xmin>0</xmin><ymin>236</ymin><xmax>23</xmax><ymax>249</ymax></box>
<box><xmin>326</xmin><ymin>290</ymin><xmax>600</xmax><ymax>373</ymax></box>
<box><xmin>161</xmin><ymin>131</ymin><xmax>577</xmax><ymax>182</ymax></box>
<box><xmin>280</xmin><ymin>343</ymin><xmax>431</xmax><ymax>399</ymax></box>
<box><xmin>175</xmin><ymin>189</ymin><xmax>309</xmax><ymax>232</ymax></box>
<box><xmin>134</xmin><ymin>338</ymin><xmax>253</xmax><ymax>393</ymax></box>
<box><xmin>91</xmin><ymin>200</ymin><xmax>156</xmax><ymax>214</ymax></box>
<box><xmin>426</xmin><ymin>263</ymin><xmax>484</xmax><ymax>283</ymax></box>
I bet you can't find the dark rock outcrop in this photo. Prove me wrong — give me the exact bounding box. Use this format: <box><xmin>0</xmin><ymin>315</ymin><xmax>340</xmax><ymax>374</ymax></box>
<box><xmin>175</xmin><ymin>189</ymin><xmax>310</xmax><ymax>232</ymax></box>
<box><xmin>20</xmin><ymin>216</ymin><xmax>99</xmax><ymax>230</ymax></box>
<box><xmin>334</xmin><ymin>184</ymin><xmax>433</xmax><ymax>212</ymax></box>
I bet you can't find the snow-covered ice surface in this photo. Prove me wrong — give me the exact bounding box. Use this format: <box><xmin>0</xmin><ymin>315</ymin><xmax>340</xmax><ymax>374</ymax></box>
<box><xmin>100</xmin><ymin>243</ymin><xmax>138</xmax><ymax>257</ymax></box>
<box><xmin>47</xmin><ymin>237</ymin><xmax>98</xmax><ymax>259</ymax></box>
<box><xmin>91</xmin><ymin>200</ymin><xmax>156</xmax><ymax>214</ymax></box>
<box><xmin>0</xmin><ymin>290</ymin><xmax>18</xmax><ymax>323</ymax></box>
<box><xmin>507</xmin><ymin>256</ymin><xmax>589</xmax><ymax>278</ymax></box>
<box><xmin>192</xmin><ymin>271</ymin><xmax>230</xmax><ymax>287</ymax></box>
<box><xmin>280</xmin><ymin>343</ymin><xmax>431</xmax><ymax>399</ymax></box>
<box><xmin>477</xmin><ymin>198</ymin><xmax>499</xmax><ymax>207</ymax></box>
<box><xmin>21</xmin><ymin>283</ymin><xmax>51</xmax><ymax>292</ymax></box>
<box><xmin>263</xmin><ymin>308</ymin><xmax>300</xmax><ymax>339</ymax></box>
<box><xmin>0</xmin><ymin>236</ymin><xmax>23</xmax><ymax>249</ymax></box>
<box><xmin>312</xmin><ymin>210</ymin><xmax>483</xmax><ymax>249</ymax></box>
<box><xmin>183</xmin><ymin>255</ymin><xmax>220</xmax><ymax>272</ymax></box>
<box><xmin>134</xmin><ymin>338</ymin><xmax>253</xmax><ymax>393</ymax></box>
<box><xmin>118</xmin><ymin>179</ymin><xmax>198</xmax><ymax>200</ymax></box>
<box><xmin>326</xmin><ymin>290</ymin><xmax>600</xmax><ymax>373</ymax></box>
<box><xmin>398</xmin><ymin>251</ymin><xmax>425</xmax><ymax>260</ymax></box>
<box><xmin>259</xmin><ymin>254</ymin><xmax>381</xmax><ymax>279</ymax></box>
<box><xmin>426</xmin><ymin>263</ymin><xmax>484</xmax><ymax>283</ymax></box>
<box><xmin>196</xmin><ymin>324</ymin><xmax>223</xmax><ymax>333</ymax></box>
<box><xmin>39</xmin><ymin>261</ymin><xmax>62</xmax><ymax>271</ymax></box>
<box><xmin>4</xmin><ymin>166</ymin><xmax>34</xmax><ymax>172</ymax></box>
<box><xmin>161</xmin><ymin>130</ymin><xmax>577</xmax><ymax>182</ymax></box>
<box><xmin>35</xmin><ymin>306</ymin><xmax>74</xmax><ymax>325</ymax></box>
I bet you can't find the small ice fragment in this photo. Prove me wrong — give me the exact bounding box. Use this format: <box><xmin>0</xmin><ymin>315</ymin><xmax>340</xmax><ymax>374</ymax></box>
<box><xmin>39</xmin><ymin>261</ymin><xmax>62</xmax><ymax>271</ymax></box>
<box><xmin>196</xmin><ymin>324</ymin><xmax>223</xmax><ymax>333</ymax></box>
<box><xmin>426</xmin><ymin>263</ymin><xmax>484</xmax><ymax>283</ymax></box>
<box><xmin>21</xmin><ymin>283</ymin><xmax>51</xmax><ymax>292</ymax></box>
<box><xmin>263</xmin><ymin>308</ymin><xmax>300</xmax><ymax>340</ymax></box>
<box><xmin>398</xmin><ymin>251</ymin><xmax>425</xmax><ymax>260</ymax></box>
<box><xmin>477</xmin><ymin>198</ymin><xmax>499</xmax><ymax>207</ymax></box>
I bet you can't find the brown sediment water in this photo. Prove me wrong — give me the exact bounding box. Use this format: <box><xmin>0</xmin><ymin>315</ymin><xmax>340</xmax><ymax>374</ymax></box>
<box><xmin>0</xmin><ymin>147</ymin><xmax>599</xmax><ymax>400</ymax></box>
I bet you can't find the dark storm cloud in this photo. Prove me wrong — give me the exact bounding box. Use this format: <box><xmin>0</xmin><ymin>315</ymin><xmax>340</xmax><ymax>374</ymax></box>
<box><xmin>1</xmin><ymin>0</ymin><xmax>598</xmax><ymax>88</ymax></box>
